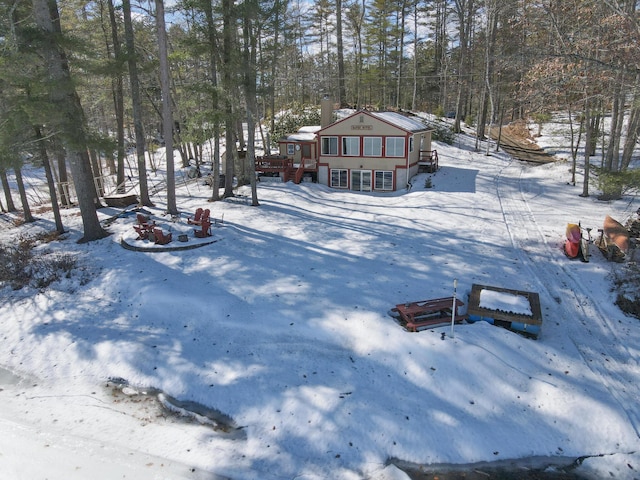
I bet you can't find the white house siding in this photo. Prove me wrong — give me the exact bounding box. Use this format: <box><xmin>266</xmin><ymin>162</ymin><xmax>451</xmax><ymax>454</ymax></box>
<box><xmin>317</xmin><ymin>111</ymin><xmax>430</xmax><ymax>192</ymax></box>
<box><xmin>318</xmin><ymin>166</ymin><xmax>329</xmax><ymax>186</ymax></box>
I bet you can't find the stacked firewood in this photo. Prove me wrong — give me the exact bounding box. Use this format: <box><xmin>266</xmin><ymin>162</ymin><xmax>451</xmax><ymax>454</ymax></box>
<box><xmin>626</xmin><ymin>217</ymin><xmax>640</xmax><ymax>238</ymax></box>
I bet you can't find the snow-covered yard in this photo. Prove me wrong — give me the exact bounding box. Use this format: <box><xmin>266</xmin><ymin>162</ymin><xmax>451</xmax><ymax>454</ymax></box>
<box><xmin>0</xmin><ymin>125</ymin><xmax>638</xmax><ymax>480</ymax></box>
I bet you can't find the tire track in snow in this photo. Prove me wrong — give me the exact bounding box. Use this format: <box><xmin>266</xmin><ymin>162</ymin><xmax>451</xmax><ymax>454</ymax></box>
<box><xmin>495</xmin><ymin>159</ymin><xmax>640</xmax><ymax>439</ymax></box>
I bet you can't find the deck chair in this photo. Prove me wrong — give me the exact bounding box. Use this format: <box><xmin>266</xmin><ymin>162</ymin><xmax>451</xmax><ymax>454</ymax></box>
<box><xmin>133</xmin><ymin>224</ymin><xmax>149</xmax><ymax>240</ymax></box>
<box><xmin>194</xmin><ymin>217</ymin><xmax>212</xmax><ymax>238</ymax></box>
<box><xmin>133</xmin><ymin>213</ymin><xmax>154</xmax><ymax>239</ymax></box>
<box><xmin>187</xmin><ymin>208</ymin><xmax>204</xmax><ymax>225</ymax></box>
<box><xmin>153</xmin><ymin>228</ymin><xmax>172</xmax><ymax>245</ymax></box>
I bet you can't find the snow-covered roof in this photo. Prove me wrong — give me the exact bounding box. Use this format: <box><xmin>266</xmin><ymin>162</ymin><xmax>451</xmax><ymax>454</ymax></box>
<box><xmin>369</xmin><ymin>111</ymin><xmax>429</xmax><ymax>133</ymax></box>
<box><xmin>298</xmin><ymin>126</ymin><xmax>321</xmax><ymax>133</ymax></box>
<box><xmin>285</xmin><ymin>132</ymin><xmax>316</xmax><ymax>142</ymax></box>
<box><xmin>281</xmin><ymin>126</ymin><xmax>320</xmax><ymax>142</ymax></box>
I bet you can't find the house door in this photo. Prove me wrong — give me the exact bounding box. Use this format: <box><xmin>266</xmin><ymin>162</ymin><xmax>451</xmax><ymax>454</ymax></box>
<box><xmin>302</xmin><ymin>144</ymin><xmax>311</xmax><ymax>158</ymax></box>
<box><xmin>351</xmin><ymin>170</ymin><xmax>372</xmax><ymax>191</ymax></box>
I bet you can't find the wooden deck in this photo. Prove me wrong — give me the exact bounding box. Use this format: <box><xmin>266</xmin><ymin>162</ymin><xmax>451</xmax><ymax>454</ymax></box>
<box><xmin>104</xmin><ymin>193</ymin><xmax>138</xmax><ymax>207</ymax></box>
<box><xmin>255</xmin><ymin>155</ymin><xmax>317</xmax><ymax>184</ymax></box>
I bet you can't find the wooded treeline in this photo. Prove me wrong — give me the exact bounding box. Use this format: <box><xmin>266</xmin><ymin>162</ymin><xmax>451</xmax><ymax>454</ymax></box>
<box><xmin>0</xmin><ymin>0</ymin><xmax>638</xmax><ymax>240</ymax></box>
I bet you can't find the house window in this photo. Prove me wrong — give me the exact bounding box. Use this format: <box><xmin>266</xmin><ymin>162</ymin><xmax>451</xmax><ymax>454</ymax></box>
<box><xmin>321</xmin><ymin>136</ymin><xmax>338</xmax><ymax>155</ymax></box>
<box><xmin>409</xmin><ymin>136</ymin><xmax>414</xmax><ymax>153</ymax></box>
<box><xmin>364</xmin><ymin>137</ymin><xmax>382</xmax><ymax>156</ymax></box>
<box><xmin>375</xmin><ymin>171</ymin><xmax>394</xmax><ymax>190</ymax></box>
<box><xmin>386</xmin><ymin>137</ymin><xmax>405</xmax><ymax>157</ymax></box>
<box><xmin>342</xmin><ymin>137</ymin><xmax>360</xmax><ymax>156</ymax></box>
<box><xmin>352</xmin><ymin>170</ymin><xmax>372</xmax><ymax>191</ymax></box>
<box><xmin>331</xmin><ymin>169</ymin><xmax>348</xmax><ymax>188</ymax></box>
<box><xmin>287</xmin><ymin>144</ymin><xmax>295</xmax><ymax>155</ymax></box>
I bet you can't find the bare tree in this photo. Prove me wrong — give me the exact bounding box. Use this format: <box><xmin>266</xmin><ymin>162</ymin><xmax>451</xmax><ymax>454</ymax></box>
<box><xmin>13</xmin><ymin>158</ymin><xmax>34</xmax><ymax>223</ymax></box>
<box><xmin>336</xmin><ymin>0</ymin><xmax>347</xmax><ymax>106</ymax></box>
<box><xmin>346</xmin><ymin>0</ymin><xmax>366</xmax><ymax>107</ymax></box>
<box><xmin>222</xmin><ymin>0</ymin><xmax>236</xmax><ymax>198</ymax></box>
<box><xmin>104</xmin><ymin>0</ymin><xmax>126</xmax><ymax>192</ymax></box>
<box><xmin>154</xmin><ymin>0</ymin><xmax>177</xmax><ymax>214</ymax></box>
<box><xmin>0</xmin><ymin>169</ymin><xmax>16</xmax><ymax>211</ymax></box>
<box><xmin>202</xmin><ymin>0</ymin><xmax>222</xmax><ymax>202</ymax></box>
<box><xmin>34</xmin><ymin>126</ymin><xmax>65</xmax><ymax>233</ymax></box>
<box><xmin>452</xmin><ymin>0</ymin><xmax>475</xmax><ymax>132</ymax></box>
<box><xmin>241</xmin><ymin>0</ymin><xmax>260</xmax><ymax>206</ymax></box>
<box><xmin>122</xmin><ymin>0</ymin><xmax>154</xmax><ymax>207</ymax></box>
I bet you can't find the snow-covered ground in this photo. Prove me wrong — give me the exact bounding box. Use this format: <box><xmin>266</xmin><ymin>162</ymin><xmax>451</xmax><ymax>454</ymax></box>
<box><xmin>0</xmin><ymin>123</ymin><xmax>638</xmax><ymax>480</ymax></box>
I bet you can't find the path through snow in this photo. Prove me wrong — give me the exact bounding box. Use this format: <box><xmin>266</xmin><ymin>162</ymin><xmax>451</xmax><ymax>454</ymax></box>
<box><xmin>495</xmin><ymin>159</ymin><xmax>640</xmax><ymax>440</ymax></box>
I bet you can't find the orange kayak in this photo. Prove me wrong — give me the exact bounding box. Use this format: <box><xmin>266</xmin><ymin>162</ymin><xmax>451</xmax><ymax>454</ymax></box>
<box><xmin>603</xmin><ymin>215</ymin><xmax>629</xmax><ymax>253</ymax></box>
<box><xmin>564</xmin><ymin>223</ymin><xmax>581</xmax><ymax>258</ymax></box>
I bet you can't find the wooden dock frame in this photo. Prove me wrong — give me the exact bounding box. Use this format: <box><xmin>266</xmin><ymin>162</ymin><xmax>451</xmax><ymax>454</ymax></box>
<box><xmin>391</xmin><ymin>296</ymin><xmax>466</xmax><ymax>333</ymax></box>
<box><xmin>466</xmin><ymin>284</ymin><xmax>542</xmax><ymax>339</ymax></box>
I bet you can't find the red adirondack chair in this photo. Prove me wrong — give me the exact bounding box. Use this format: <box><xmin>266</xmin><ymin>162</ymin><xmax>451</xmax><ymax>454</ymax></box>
<box><xmin>187</xmin><ymin>208</ymin><xmax>204</xmax><ymax>225</ymax></box>
<box><xmin>152</xmin><ymin>228</ymin><xmax>172</xmax><ymax>245</ymax></box>
<box><xmin>133</xmin><ymin>213</ymin><xmax>155</xmax><ymax>240</ymax></box>
<box><xmin>193</xmin><ymin>210</ymin><xmax>211</xmax><ymax>238</ymax></box>
<box><xmin>133</xmin><ymin>224</ymin><xmax>149</xmax><ymax>240</ymax></box>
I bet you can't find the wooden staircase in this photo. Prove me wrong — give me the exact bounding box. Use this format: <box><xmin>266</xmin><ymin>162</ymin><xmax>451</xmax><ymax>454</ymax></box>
<box><xmin>418</xmin><ymin>150</ymin><xmax>439</xmax><ymax>173</ymax></box>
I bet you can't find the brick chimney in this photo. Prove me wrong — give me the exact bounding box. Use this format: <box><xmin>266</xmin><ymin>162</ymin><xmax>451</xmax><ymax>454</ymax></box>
<box><xmin>321</xmin><ymin>97</ymin><xmax>333</xmax><ymax>128</ymax></box>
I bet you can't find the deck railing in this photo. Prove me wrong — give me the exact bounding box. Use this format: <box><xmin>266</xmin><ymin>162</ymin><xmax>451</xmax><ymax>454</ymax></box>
<box><xmin>294</xmin><ymin>163</ymin><xmax>305</xmax><ymax>184</ymax></box>
<box><xmin>255</xmin><ymin>155</ymin><xmax>293</xmax><ymax>172</ymax></box>
<box><xmin>256</xmin><ymin>155</ymin><xmax>317</xmax><ymax>184</ymax></box>
<box><xmin>418</xmin><ymin>149</ymin><xmax>439</xmax><ymax>172</ymax></box>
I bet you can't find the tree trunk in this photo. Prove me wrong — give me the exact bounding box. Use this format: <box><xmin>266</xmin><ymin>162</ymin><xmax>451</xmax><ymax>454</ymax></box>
<box><xmin>0</xmin><ymin>169</ymin><xmax>16</xmax><ymax>211</ymax></box>
<box><xmin>203</xmin><ymin>0</ymin><xmax>221</xmax><ymax>202</ymax></box>
<box><xmin>453</xmin><ymin>0</ymin><xmax>474</xmax><ymax>133</ymax></box>
<box><xmin>568</xmin><ymin>104</ymin><xmax>583</xmax><ymax>187</ymax></box>
<box><xmin>435</xmin><ymin>0</ymin><xmax>448</xmax><ymax>109</ymax></box>
<box><xmin>621</xmin><ymin>105</ymin><xmax>640</xmax><ymax>172</ymax></box>
<box><xmin>242</xmin><ymin>0</ymin><xmax>260</xmax><ymax>206</ymax></box>
<box><xmin>106</xmin><ymin>0</ymin><xmax>126</xmax><ymax>193</ymax></box>
<box><xmin>621</xmin><ymin>73</ymin><xmax>640</xmax><ymax>171</ymax></box>
<box><xmin>395</xmin><ymin>0</ymin><xmax>407</xmax><ymax>109</ymax></box>
<box><xmin>604</xmin><ymin>69</ymin><xmax>624</xmax><ymax>171</ymax></box>
<box><xmin>13</xmin><ymin>161</ymin><xmax>34</xmax><ymax>223</ymax></box>
<box><xmin>122</xmin><ymin>0</ymin><xmax>153</xmax><ymax>207</ymax></box>
<box><xmin>31</xmin><ymin>0</ymin><xmax>106</xmax><ymax>242</ymax></box>
<box><xmin>222</xmin><ymin>0</ymin><xmax>235</xmax><ymax>198</ymax></box>
<box><xmin>336</xmin><ymin>0</ymin><xmax>346</xmax><ymax>107</ymax></box>
<box><xmin>89</xmin><ymin>149</ymin><xmax>104</xmax><ymax>199</ymax></box>
<box><xmin>581</xmin><ymin>104</ymin><xmax>591</xmax><ymax>198</ymax></box>
<box><xmin>54</xmin><ymin>140</ymin><xmax>69</xmax><ymax>207</ymax></box>
<box><xmin>411</xmin><ymin>1</ymin><xmax>419</xmax><ymax>110</ymax></box>
<box><xmin>34</xmin><ymin>126</ymin><xmax>65</xmax><ymax>234</ymax></box>
<box><xmin>155</xmin><ymin>0</ymin><xmax>177</xmax><ymax>215</ymax></box>
<box><xmin>482</xmin><ymin>0</ymin><xmax>498</xmax><ymax>154</ymax></box>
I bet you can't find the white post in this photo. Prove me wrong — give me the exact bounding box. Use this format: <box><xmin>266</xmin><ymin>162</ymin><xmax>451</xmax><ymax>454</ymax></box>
<box><xmin>450</xmin><ymin>278</ymin><xmax>458</xmax><ymax>338</ymax></box>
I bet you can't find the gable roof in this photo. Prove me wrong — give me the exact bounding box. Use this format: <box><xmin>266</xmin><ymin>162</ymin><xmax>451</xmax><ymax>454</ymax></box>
<box><xmin>285</xmin><ymin>132</ymin><xmax>317</xmax><ymax>142</ymax></box>
<box><xmin>367</xmin><ymin>111</ymin><xmax>429</xmax><ymax>133</ymax></box>
<box><xmin>318</xmin><ymin>110</ymin><xmax>429</xmax><ymax>135</ymax></box>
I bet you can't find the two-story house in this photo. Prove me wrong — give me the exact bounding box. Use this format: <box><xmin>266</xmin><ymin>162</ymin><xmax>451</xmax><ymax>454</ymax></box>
<box><xmin>261</xmin><ymin>103</ymin><xmax>435</xmax><ymax>192</ymax></box>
